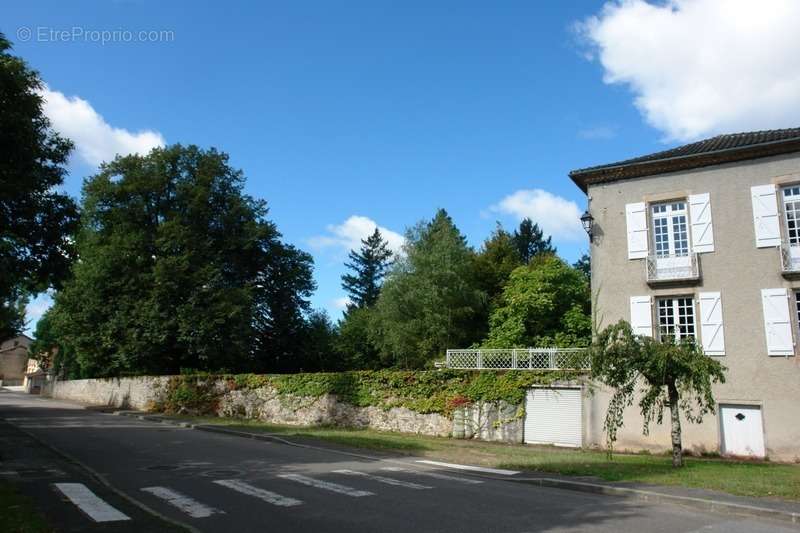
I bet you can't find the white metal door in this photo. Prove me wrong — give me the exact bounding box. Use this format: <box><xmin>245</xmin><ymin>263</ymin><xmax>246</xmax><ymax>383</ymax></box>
<box><xmin>524</xmin><ymin>388</ymin><xmax>582</xmax><ymax>447</ymax></box>
<box><xmin>720</xmin><ymin>404</ymin><xmax>765</xmax><ymax>458</ymax></box>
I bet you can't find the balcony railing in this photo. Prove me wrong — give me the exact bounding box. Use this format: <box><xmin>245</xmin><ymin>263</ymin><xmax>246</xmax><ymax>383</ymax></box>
<box><xmin>445</xmin><ymin>348</ymin><xmax>589</xmax><ymax>371</ymax></box>
<box><xmin>780</xmin><ymin>241</ymin><xmax>800</xmax><ymax>275</ymax></box>
<box><xmin>646</xmin><ymin>252</ymin><xmax>700</xmax><ymax>283</ymax></box>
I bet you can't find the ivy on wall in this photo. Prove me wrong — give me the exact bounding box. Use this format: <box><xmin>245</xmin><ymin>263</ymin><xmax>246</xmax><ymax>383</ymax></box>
<box><xmin>154</xmin><ymin>369</ymin><xmax>585</xmax><ymax>418</ymax></box>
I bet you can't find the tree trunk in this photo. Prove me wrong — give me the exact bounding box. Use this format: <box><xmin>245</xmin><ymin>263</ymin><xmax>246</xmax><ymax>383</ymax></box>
<box><xmin>667</xmin><ymin>383</ymin><xmax>683</xmax><ymax>467</ymax></box>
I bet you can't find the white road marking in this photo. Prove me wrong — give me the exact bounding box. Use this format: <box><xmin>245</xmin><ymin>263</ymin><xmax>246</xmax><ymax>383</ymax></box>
<box><xmin>213</xmin><ymin>479</ymin><xmax>302</xmax><ymax>507</ymax></box>
<box><xmin>54</xmin><ymin>483</ymin><xmax>131</xmax><ymax>522</ymax></box>
<box><xmin>380</xmin><ymin>467</ymin><xmax>484</xmax><ymax>484</ymax></box>
<box><xmin>277</xmin><ymin>473</ymin><xmax>374</xmax><ymax>497</ymax></box>
<box><xmin>332</xmin><ymin>469</ymin><xmax>432</xmax><ymax>489</ymax></box>
<box><xmin>141</xmin><ymin>486</ymin><xmax>224</xmax><ymax>518</ymax></box>
<box><xmin>415</xmin><ymin>460</ymin><xmax>519</xmax><ymax>476</ymax></box>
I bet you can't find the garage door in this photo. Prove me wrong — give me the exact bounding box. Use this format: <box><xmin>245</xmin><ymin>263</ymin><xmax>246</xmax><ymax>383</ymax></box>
<box><xmin>720</xmin><ymin>404</ymin><xmax>765</xmax><ymax>458</ymax></box>
<box><xmin>524</xmin><ymin>388</ymin><xmax>582</xmax><ymax>447</ymax></box>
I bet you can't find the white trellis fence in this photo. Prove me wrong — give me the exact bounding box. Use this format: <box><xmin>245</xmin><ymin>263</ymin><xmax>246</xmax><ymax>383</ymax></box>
<box><xmin>445</xmin><ymin>348</ymin><xmax>589</xmax><ymax>370</ymax></box>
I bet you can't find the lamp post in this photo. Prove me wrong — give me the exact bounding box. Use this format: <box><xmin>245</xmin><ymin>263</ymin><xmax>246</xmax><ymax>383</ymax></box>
<box><xmin>580</xmin><ymin>210</ymin><xmax>594</xmax><ymax>242</ymax></box>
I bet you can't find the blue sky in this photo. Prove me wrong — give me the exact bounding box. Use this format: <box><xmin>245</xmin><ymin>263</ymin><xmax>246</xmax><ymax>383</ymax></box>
<box><xmin>7</xmin><ymin>0</ymin><xmax>800</xmax><ymax>331</ymax></box>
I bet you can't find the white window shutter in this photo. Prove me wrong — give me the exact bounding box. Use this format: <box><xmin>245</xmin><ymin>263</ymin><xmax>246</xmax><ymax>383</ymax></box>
<box><xmin>689</xmin><ymin>193</ymin><xmax>714</xmax><ymax>253</ymax></box>
<box><xmin>751</xmin><ymin>184</ymin><xmax>781</xmax><ymax>248</ymax></box>
<box><xmin>625</xmin><ymin>202</ymin><xmax>649</xmax><ymax>259</ymax></box>
<box><xmin>698</xmin><ymin>292</ymin><xmax>725</xmax><ymax>355</ymax></box>
<box><xmin>761</xmin><ymin>288</ymin><xmax>794</xmax><ymax>356</ymax></box>
<box><xmin>630</xmin><ymin>296</ymin><xmax>653</xmax><ymax>337</ymax></box>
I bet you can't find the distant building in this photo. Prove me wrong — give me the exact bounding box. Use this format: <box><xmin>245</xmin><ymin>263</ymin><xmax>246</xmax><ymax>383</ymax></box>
<box><xmin>0</xmin><ymin>335</ymin><xmax>33</xmax><ymax>386</ymax></box>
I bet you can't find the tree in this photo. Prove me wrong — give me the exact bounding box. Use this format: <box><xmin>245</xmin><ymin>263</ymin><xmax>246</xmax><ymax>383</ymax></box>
<box><xmin>512</xmin><ymin>218</ymin><xmax>555</xmax><ymax>263</ymax></box>
<box><xmin>341</xmin><ymin>228</ymin><xmax>393</xmax><ymax>309</ymax></box>
<box><xmin>334</xmin><ymin>306</ymin><xmax>382</xmax><ymax>369</ymax></box>
<box><xmin>590</xmin><ymin>321</ymin><xmax>726</xmax><ymax>467</ymax></box>
<box><xmin>0</xmin><ymin>33</ymin><xmax>79</xmax><ymax>338</ymax></box>
<box><xmin>573</xmin><ymin>252</ymin><xmax>590</xmax><ymax>280</ymax></box>
<box><xmin>296</xmin><ymin>310</ymin><xmax>339</xmax><ymax>372</ymax></box>
<box><xmin>473</xmin><ymin>223</ymin><xmax>522</xmax><ymax>305</ymax></box>
<box><xmin>483</xmin><ymin>254</ymin><xmax>590</xmax><ymax>348</ymax></box>
<box><xmin>49</xmin><ymin>145</ymin><xmax>314</xmax><ymax>377</ymax></box>
<box><xmin>372</xmin><ymin>209</ymin><xmax>486</xmax><ymax>368</ymax></box>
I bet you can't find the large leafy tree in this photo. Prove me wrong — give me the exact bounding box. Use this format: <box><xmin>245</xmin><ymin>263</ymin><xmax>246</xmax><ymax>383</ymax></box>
<box><xmin>341</xmin><ymin>228</ymin><xmax>393</xmax><ymax>309</ymax></box>
<box><xmin>49</xmin><ymin>145</ymin><xmax>314</xmax><ymax>376</ymax></box>
<box><xmin>473</xmin><ymin>223</ymin><xmax>522</xmax><ymax>305</ymax></box>
<box><xmin>483</xmin><ymin>254</ymin><xmax>590</xmax><ymax>348</ymax></box>
<box><xmin>0</xmin><ymin>33</ymin><xmax>78</xmax><ymax>338</ymax></box>
<box><xmin>513</xmin><ymin>218</ymin><xmax>555</xmax><ymax>263</ymax></box>
<box><xmin>590</xmin><ymin>321</ymin><xmax>726</xmax><ymax>467</ymax></box>
<box><xmin>372</xmin><ymin>209</ymin><xmax>486</xmax><ymax>368</ymax></box>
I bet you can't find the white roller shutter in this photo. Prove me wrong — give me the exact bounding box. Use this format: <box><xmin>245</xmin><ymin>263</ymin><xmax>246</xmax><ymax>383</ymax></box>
<box><xmin>751</xmin><ymin>185</ymin><xmax>781</xmax><ymax>248</ymax></box>
<box><xmin>630</xmin><ymin>295</ymin><xmax>653</xmax><ymax>337</ymax></box>
<box><xmin>689</xmin><ymin>193</ymin><xmax>714</xmax><ymax>253</ymax></box>
<box><xmin>698</xmin><ymin>292</ymin><xmax>725</xmax><ymax>355</ymax></box>
<box><xmin>524</xmin><ymin>388</ymin><xmax>582</xmax><ymax>447</ymax></box>
<box><xmin>625</xmin><ymin>202</ymin><xmax>649</xmax><ymax>259</ymax></box>
<box><xmin>761</xmin><ymin>288</ymin><xmax>794</xmax><ymax>356</ymax></box>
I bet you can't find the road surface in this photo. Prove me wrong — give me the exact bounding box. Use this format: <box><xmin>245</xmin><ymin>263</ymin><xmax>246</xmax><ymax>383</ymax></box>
<box><xmin>0</xmin><ymin>389</ymin><xmax>795</xmax><ymax>533</ymax></box>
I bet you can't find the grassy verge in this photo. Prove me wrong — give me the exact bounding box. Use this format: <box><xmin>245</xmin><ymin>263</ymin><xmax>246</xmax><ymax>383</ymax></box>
<box><xmin>174</xmin><ymin>415</ymin><xmax>800</xmax><ymax>501</ymax></box>
<box><xmin>0</xmin><ymin>482</ymin><xmax>51</xmax><ymax>533</ymax></box>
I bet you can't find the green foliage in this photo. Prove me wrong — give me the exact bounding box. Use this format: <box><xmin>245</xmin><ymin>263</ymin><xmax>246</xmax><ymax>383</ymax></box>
<box><xmin>371</xmin><ymin>210</ymin><xmax>487</xmax><ymax>368</ymax></box>
<box><xmin>573</xmin><ymin>253</ymin><xmax>590</xmax><ymax>280</ymax></box>
<box><xmin>512</xmin><ymin>218</ymin><xmax>555</xmax><ymax>264</ymax></box>
<box><xmin>341</xmin><ymin>228</ymin><xmax>393</xmax><ymax>309</ymax></box>
<box><xmin>158</xmin><ymin>369</ymin><xmax>583</xmax><ymax>418</ymax></box>
<box><xmin>473</xmin><ymin>223</ymin><xmax>523</xmax><ymax>306</ymax></box>
<box><xmin>0</xmin><ymin>33</ymin><xmax>79</xmax><ymax>338</ymax></box>
<box><xmin>48</xmin><ymin>145</ymin><xmax>315</xmax><ymax>377</ymax></box>
<box><xmin>590</xmin><ymin>320</ymin><xmax>726</xmax><ymax>466</ymax></box>
<box><xmin>334</xmin><ymin>306</ymin><xmax>383</xmax><ymax>369</ymax></box>
<box><xmin>483</xmin><ymin>254</ymin><xmax>591</xmax><ymax>348</ymax></box>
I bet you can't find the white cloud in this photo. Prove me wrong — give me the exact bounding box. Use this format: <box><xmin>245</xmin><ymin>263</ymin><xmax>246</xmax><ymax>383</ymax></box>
<box><xmin>39</xmin><ymin>86</ymin><xmax>165</xmax><ymax>167</ymax></box>
<box><xmin>491</xmin><ymin>189</ymin><xmax>585</xmax><ymax>241</ymax></box>
<box><xmin>309</xmin><ymin>215</ymin><xmax>405</xmax><ymax>255</ymax></box>
<box><xmin>332</xmin><ymin>296</ymin><xmax>352</xmax><ymax>311</ymax></box>
<box><xmin>577</xmin><ymin>0</ymin><xmax>800</xmax><ymax>141</ymax></box>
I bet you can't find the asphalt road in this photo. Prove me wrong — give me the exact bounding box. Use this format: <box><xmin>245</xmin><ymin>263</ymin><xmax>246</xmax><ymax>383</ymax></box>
<box><xmin>0</xmin><ymin>389</ymin><xmax>796</xmax><ymax>533</ymax></box>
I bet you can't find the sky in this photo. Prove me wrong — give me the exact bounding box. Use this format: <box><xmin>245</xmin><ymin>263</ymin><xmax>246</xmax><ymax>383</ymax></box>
<box><xmin>6</xmin><ymin>0</ymin><xmax>800</xmax><ymax>333</ymax></box>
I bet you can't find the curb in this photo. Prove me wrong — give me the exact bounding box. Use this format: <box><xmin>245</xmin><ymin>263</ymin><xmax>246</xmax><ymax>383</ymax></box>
<box><xmin>114</xmin><ymin>411</ymin><xmax>800</xmax><ymax>526</ymax></box>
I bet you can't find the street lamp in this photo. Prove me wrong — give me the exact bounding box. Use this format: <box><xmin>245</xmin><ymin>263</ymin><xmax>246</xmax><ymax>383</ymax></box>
<box><xmin>580</xmin><ymin>210</ymin><xmax>594</xmax><ymax>241</ymax></box>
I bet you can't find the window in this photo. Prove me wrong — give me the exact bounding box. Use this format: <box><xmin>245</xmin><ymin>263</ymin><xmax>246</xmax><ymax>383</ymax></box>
<box><xmin>795</xmin><ymin>291</ymin><xmax>800</xmax><ymax>334</ymax></box>
<box><xmin>651</xmin><ymin>201</ymin><xmax>690</xmax><ymax>257</ymax></box>
<box><xmin>783</xmin><ymin>186</ymin><xmax>800</xmax><ymax>246</ymax></box>
<box><xmin>657</xmin><ymin>297</ymin><xmax>695</xmax><ymax>342</ymax></box>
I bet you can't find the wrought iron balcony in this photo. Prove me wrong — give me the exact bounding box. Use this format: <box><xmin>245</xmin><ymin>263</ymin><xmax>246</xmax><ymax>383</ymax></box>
<box><xmin>646</xmin><ymin>252</ymin><xmax>700</xmax><ymax>284</ymax></box>
<box><xmin>445</xmin><ymin>348</ymin><xmax>589</xmax><ymax>371</ymax></box>
<box><xmin>780</xmin><ymin>241</ymin><xmax>800</xmax><ymax>276</ymax></box>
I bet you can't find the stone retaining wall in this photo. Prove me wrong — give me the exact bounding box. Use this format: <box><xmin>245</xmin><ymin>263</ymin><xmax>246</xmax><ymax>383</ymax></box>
<box><xmin>50</xmin><ymin>376</ymin><xmax>524</xmax><ymax>443</ymax></box>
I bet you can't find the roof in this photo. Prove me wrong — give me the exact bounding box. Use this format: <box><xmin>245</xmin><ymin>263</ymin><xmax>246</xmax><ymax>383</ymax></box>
<box><xmin>569</xmin><ymin>128</ymin><xmax>800</xmax><ymax>192</ymax></box>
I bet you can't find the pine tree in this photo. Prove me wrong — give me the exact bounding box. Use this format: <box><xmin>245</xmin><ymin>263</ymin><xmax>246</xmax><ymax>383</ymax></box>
<box><xmin>513</xmin><ymin>218</ymin><xmax>555</xmax><ymax>263</ymax></box>
<box><xmin>341</xmin><ymin>228</ymin><xmax>393</xmax><ymax>309</ymax></box>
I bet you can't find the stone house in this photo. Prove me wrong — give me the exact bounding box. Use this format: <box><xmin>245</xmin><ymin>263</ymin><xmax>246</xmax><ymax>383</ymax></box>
<box><xmin>0</xmin><ymin>334</ymin><xmax>32</xmax><ymax>386</ymax></box>
<box><xmin>570</xmin><ymin>128</ymin><xmax>800</xmax><ymax>461</ymax></box>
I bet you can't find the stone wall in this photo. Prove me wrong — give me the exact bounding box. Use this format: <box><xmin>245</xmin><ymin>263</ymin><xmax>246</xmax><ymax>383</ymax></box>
<box><xmin>50</xmin><ymin>376</ymin><xmax>523</xmax><ymax>443</ymax></box>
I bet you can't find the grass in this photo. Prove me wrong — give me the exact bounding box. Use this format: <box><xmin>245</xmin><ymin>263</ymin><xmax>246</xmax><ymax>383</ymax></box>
<box><xmin>174</xmin><ymin>415</ymin><xmax>800</xmax><ymax>502</ymax></box>
<box><xmin>0</xmin><ymin>482</ymin><xmax>51</xmax><ymax>533</ymax></box>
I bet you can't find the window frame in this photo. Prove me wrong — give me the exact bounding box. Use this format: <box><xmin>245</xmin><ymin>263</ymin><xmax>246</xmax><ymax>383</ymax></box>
<box><xmin>656</xmin><ymin>295</ymin><xmax>697</xmax><ymax>343</ymax></box>
<box><xmin>649</xmin><ymin>200</ymin><xmax>692</xmax><ymax>258</ymax></box>
<box><xmin>781</xmin><ymin>185</ymin><xmax>800</xmax><ymax>246</ymax></box>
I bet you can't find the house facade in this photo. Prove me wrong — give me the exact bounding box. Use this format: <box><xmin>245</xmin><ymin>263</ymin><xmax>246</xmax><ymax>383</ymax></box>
<box><xmin>570</xmin><ymin>129</ymin><xmax>800</xmax><ymax>461</ymax></box>
<box><xmin>0</xmin><ymin>334</ymin><xmax>32</xmax><ymax>386</ymax></box>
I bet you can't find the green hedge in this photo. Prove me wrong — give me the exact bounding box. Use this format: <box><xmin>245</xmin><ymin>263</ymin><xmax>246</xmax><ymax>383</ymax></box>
<box><xmin>155</xmin><ymin>369</ymin><xmax>584</xmax><ymax>417</ymax></box>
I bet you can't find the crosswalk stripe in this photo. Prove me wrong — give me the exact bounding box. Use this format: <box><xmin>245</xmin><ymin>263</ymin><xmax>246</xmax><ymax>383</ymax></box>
<box><xmin>415</xmin><ymin>460</ymin><xmax>519</xmax><ymax>476</ymax></box>
<box><xmin>141</xmin><ymin>486</ymin><xmax>224</xmax><ymax>518</ymax></box>
<box><xmin>277</xmin><ymin>473</ymin><xmax>374</xmax><ymax>497</ymax></box>
<box><xmin>380</xmin><ymin>467</ymin><xmax>484</xmax><ymax>485</ymax></box>
<box><xmin>213</xmin><ymin>479</ymin><xmax>302</xmax><ymax>507</ymax></box>
<box><xmin>54</xmin><ymin>483</ymin><xmax>131</xmax><ymax>522</ymax></box>
<box><xmin>333</xmin><ymin>469</ymin><xmax>432</xmax><ymax>489</ymax></box>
